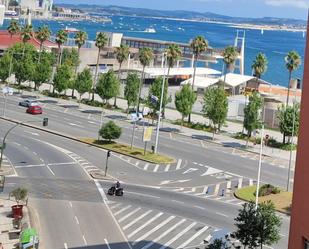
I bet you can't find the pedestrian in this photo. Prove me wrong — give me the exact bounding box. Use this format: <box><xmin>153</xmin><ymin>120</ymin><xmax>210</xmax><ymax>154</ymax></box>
<box><xmin>0</xmin><ymin>242</ymin><xmax>4</xmax><ymax>249</ymax></box>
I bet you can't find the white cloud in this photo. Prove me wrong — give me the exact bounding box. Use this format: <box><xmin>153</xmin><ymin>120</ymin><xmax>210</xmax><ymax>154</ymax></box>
<box><xmin>265</xmin><ymin>0</ymin><xmax>309</xmax><ymax>8</ymax></box>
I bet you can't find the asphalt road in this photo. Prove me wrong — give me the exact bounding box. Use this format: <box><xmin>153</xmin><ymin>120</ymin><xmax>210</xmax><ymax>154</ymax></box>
<box><xmin>0</xmin><ymin>94</ymin><xmax>291</xmax><ymax>248</ymax></box>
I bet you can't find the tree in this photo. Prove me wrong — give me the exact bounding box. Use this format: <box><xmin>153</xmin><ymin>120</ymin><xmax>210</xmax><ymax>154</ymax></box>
<box><xmin>234</xmin><ymin>202</ymin><xmax>260</xmax><ymax>249</ymax></box>
<box><xmin>32</xmin><ymin>51</ymin><xmax>53</xmax><ymax>90</ymax></box>
<box><xmin>243</xmin><ymin>92</ymin><xmax>263</xmax><ymax>147</ymax></box>
<box><xmin>124</xmin><ymin>73</ymin><xmax>140</xmax><ymax>113</ymax></box>
<box><xmin>222</xmin><ymin>46</ymin><xmax>238</xmax><ymax>89</ymax></box>
<box><xmin>53</xmin><ymin>64</ymin><xmax>72</xmax><ymax>94</ymax></box>
<box><xmin>55</xmin><ymin>29</ymin><xmax>68</xmax><ymax>66</ymax></box>
<box><xmin>20</xmin><ymin>24</ymin><xmax>33</xmax><ymax>44</ymax></box>
<box><xmin>285</xmin><ymin>51</ymin><xmax>301</xmax><ymax>106</ymax></box>
<box><xmin>7</xmin><ymin>19</ymin><xmax>20</xmax><ymax>38</ymax></box>
<box><xmin>96</xmin><ymin>70</ymin><xmax>120</xmax><ymax>105</ymax></box>
<box><xmin>61</xmin><ymin>48</ymin><xmax>80</xmax><ymax>68</ymax></box>
<box><xmin>206</xmin><ymin>239</ymin><xmax>230</xmax><ymax>249</ymax></box>
<box><xmin>202</xmin><ymin>87</ymin><xmax>228</xmax><ymax>140</ymax></box>
<box><xmin>114</xmin><ymin>44</ymin><xmax>130</xmax><ymax>107</ymax></box>
<box><xmin>36</xmin><ymin>25</ymin><xmax>51</xmax><ymax>53</ymax></box>
<box><xmin>252</xmin><ymin>53</ymin><xmax>268</xmax><ymax>80</ymax></box>
<box><xmin>73</xmin><ymin>30</ymin><xmax>88</xmax><ymax>97</ymax></box>
<box><xmin>0</xmin><ymin>53</ymin><xmax>12</xmax><ymax>83</ymax></box>
<box><xmin>147</xmin><ymin>77</ymin><xmax>169</xmax><ymax>116</ymax></box>
<box><xmin>137</xmin><ymin>47</ymin><xmax>154</xmax><ymax>112</ymax></box>
<box><xmin>93</xmin><ymin>32</ymin><xmax>108</xmax><ymax>101</ymax></box>
<box><xmin>277</xmin><ymin>103</ymin><xmax>300</xmax><ymax>144</ymax></box>
<box><xmin>10</xmin><ymin>187</ymin><xmax>28</xmax><ymax>205</ymax></box>
<box><xmin>189</xmin><ymin>35</ymin><xmax>208</xmax><ymax>123</ymax></box>
<box><xmin>99</xmin><ymin>121</ymin><xmax>122</xmax><ymax>142</ymax></box>
<box><xmin>74</xmin><ymin>68</ymin><xmax>92</xmax><ymax>103</ymax></box>
<box><xmin>166</xmin><ymin>44</ymin><xmax>182</xmax><ymax>86</ymax></box>
<box><xmin>175</xmin><ymin>84</ymin><xmax>197</xmax><ymax>125</ymax></box>
<box><xmin>14</xmin><ymin>53</ymin><xmax>35</xmax><ymax>86</ymax></box>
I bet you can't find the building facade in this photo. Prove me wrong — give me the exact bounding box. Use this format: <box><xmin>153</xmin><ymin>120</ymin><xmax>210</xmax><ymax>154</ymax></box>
<box><xmin>288</xmin><ymin>20</ymin><xmax>309</xmax><ymax>249</ymax></box>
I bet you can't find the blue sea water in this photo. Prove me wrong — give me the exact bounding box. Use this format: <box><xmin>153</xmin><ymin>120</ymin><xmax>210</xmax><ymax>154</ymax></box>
<box><xmin>2</xmin><ymin>15</ymin><xmax>306</xmax><ymax>87</ymax></box>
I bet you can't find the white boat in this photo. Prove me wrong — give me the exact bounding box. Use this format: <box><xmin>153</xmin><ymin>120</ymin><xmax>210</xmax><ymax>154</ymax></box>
<box><xmin>303</xmin><ymin>31</ymin><xmax>306</xmax><ymax>38</ymax></box>
<box><xmin>261</xmin><ymin>29</ymin><xmax>264</xmax><ymax>35</ymax></box>
<box><xmin>144</xmin><ymin>28</ymin><xmax>156</xmax><ymax>33</ymax></box>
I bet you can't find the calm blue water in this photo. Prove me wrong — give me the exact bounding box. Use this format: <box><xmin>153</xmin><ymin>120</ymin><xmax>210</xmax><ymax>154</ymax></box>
<box><xmin>2</xmin><ymin>15</ymin><xmax>306</xmax><ymax>87</ymax></box>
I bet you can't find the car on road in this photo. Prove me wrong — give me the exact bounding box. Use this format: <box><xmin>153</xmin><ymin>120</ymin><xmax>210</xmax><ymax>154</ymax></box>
<box><xmin>19</xmin><ymin>99</ymin><xmax>39</xmax><ymax>107</ymax></box>
<box><xmin>26</xmin><ymin>105</ymin><xmax>43</xmax><ymax>115</ymax></box>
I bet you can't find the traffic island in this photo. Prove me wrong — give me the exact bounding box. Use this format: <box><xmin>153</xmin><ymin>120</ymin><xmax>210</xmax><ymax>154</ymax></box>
<box><xmin>235</xmin><ymin>185</ymin><xmax>292</xmax><ymax>214</ymax></box>
<box><xmin>80</xmin><ymin>138</ymin><xmax>175</xmax><ymax>164</ymax></box>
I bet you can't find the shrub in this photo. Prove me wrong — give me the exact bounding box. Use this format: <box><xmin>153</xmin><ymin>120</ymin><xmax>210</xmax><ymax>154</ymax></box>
<box><xmin>257</xmin><ymin>184</ymin><xmax>281</xmax><ymax>197</ymax></box>
<box><xmin>10</xmin><ymin>187</ymin><xmax>28</xmax><ymax>205</ymax></box>
<box><xmin>99</xmin><ymin>121</ymin><xmax>122</xmax><ymax>142</ymax></box>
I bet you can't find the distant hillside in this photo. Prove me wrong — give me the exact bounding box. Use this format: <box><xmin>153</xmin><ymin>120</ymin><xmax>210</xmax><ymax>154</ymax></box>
<box><xmin>55</xmin><ymin>3</ymin><xmax>306</xmax><ymax>28</ymax></box>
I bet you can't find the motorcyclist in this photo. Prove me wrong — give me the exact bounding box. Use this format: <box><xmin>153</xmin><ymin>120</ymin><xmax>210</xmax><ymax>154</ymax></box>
<box><xmin>115</xmin><ymin>181</ymin><xmax>121</xmax><ymax>189</ymax></box>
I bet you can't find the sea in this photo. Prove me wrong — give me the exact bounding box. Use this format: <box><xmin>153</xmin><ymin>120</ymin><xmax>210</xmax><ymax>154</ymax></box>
<box><xmin>2</xmin><ymin>15</ymin><xmax>306</xmax><ymax>87</ymax></box>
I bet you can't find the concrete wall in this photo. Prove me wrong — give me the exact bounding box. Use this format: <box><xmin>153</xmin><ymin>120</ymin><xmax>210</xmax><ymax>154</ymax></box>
<box><xmin>288</xmin><ymin>19</ymin><xmax>309</xmax><ymax>249</ymax></box>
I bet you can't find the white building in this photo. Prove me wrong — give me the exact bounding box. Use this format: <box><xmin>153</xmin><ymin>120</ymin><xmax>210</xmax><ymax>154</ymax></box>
<box><xmin>19</xmin><ymin>0</ymin><xmax>53</xmax><ymax>17</ymax></box>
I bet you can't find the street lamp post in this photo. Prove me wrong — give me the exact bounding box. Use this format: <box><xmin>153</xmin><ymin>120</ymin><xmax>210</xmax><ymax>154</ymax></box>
<box><xmin>154</xmin><ymin>52</ymin><xmax>167</xmax><ymax>154</ymax></box>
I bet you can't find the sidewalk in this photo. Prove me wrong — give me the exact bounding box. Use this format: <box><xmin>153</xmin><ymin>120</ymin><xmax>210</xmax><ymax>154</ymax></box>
<box><xmin>4</xmin><ymin>83</ymin><xmax>296</xmax><ymax>164</ymax></box>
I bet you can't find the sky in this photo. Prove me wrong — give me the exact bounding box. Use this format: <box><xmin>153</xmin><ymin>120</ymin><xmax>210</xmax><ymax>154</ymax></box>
<box><xmin>55</xmin><ymin>0</ymin><xmax>309</xmax><ymax>20</ymax></box>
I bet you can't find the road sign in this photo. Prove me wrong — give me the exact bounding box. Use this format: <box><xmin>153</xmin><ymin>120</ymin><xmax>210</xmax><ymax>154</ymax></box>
<box><xmin>143</xmin><ymin>127</ymin><xmax>153</xmax><ymax>142</ymax></box>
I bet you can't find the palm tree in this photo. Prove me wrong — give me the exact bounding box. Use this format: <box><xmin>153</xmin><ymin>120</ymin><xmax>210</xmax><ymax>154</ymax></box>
<box><xmin>166</xmin><ymin>44</ymin><xmax>182</xmax><ymax>85</ymax></box>
<box><xmin>285</xmin><ymin>51</ymin><xmax>301</xmax><ymax>106</ymax></box>
<box><xmin>114</xmin><ymin>44</ymin><xmax>130</xmax><ymax>107</ymax></box>
<box><xmin>55</xmin><ymin>29</ymin><xmax>68</xmax><ymax>66</ymax></box>
<box><xmin>73</xmin><ymin>30</ymin><xmax>88</xmax><ymax>97</ymax></box>
<box><xmin>252</xmin><ymin>53</ymin><xmax>268</xmax><ymax>81</ymax></box>
<box><xmin>93</xmin><ymin>32</ymin><xmax>108</xmax><ymax>101</ymax></box>
<box><xmin>189</xmin><ymin>35</ymin><xmax>208</xmax><ymax>122</ymax></box>
<box><xmin>20</xmin><ymin>24</ymin><xmax>33</xmax><ymax>44</ymax></box>
<box><xmin>222</xmin><ymin>46</ymin><xmax>238</xmax><ymax>89</ymax></box>
<box><xmin>36</xmin><ymin>26</ymin><xmax>51</xmax><ymax>53</ymax></box>
<box><xmin>7</xmin><ymin>19</ymin><xmax>20</xmax><ymax>38</ymax></box>
<box><xmin>137</xmin><ymin>47</ymin><xmax>153</xmax><ymax>112</ymax></box>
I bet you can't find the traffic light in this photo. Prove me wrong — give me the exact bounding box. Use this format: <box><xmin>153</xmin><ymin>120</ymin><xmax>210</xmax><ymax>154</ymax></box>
<box><xmin>107</xmin><ymin>150</ymin><xmax>111</xmax><ymax>158</ymax></box>
<box><xmin>43</xmin><ymin>118</ymin><xmax>48</xmax><ymax>127</ymax></box>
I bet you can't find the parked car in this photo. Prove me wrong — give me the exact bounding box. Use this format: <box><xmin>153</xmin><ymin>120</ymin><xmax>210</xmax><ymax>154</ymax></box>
<box><xmin>19</xmin><ymin>99</ymin><xmax>39</xmax><ymax>107</ymax></box>
<box><xmin>26</xmin><ymin>106</ymin><xmax>42</xmax><ymax>115</ymax></box>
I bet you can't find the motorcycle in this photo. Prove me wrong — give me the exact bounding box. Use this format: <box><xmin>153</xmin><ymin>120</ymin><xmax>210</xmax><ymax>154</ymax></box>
<box><xmin>108</xmin><ymin>186</ymin><xmax>124</xmax><ymax>196</ymax></box>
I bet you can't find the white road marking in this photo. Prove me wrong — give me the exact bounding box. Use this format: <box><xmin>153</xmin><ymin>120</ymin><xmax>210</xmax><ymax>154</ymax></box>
<box><xmin>164</xmin><ymin>164</ymin><xmax>170</xmax><ymax>172</ymax></box>
<box><xmin>127</xmin><ymin>212</ymin><xmax>163</xmax><ymax>238</ymax></box>
<box><xmin>68</xmin><ymin>122</ymin><xmax>85</xmax><ymax>128</ymax></box>
<box><xmin>23</xmin><ymin>130</ymin><xmax>40</xmax><ymax>136</ymax></box>
<box><xmin>194</xmin><ymin>205</ymin><xmax>205</xmax><ymax>210</ymax></box>
<box><xmin>182</xmin><ymin>168</ymin><xmax>198</xmax><ymax>174</ymax></box>
<box><xmin>14</xmin><ymin>164</ymin><xmax>45</xmax><ymax>168</ymax></box>
<box><xmin>176</xmin><ymin>159</ymin><xmax>182</xmax><ymax>170</ymax></box>
<box><xmin>171</xmin><ymin>200</ymin><xmax>184</xmax><ymax>204</ymax></box>
<box><xmin>74</xmin><ymin>216</ymin><xmax>79</xmax><ymax>225</ymax></box>
<box><xmin>141</xmin><ymin>219</ymin><xmax>186</xmax><ymax>249</ymax></box>
<box><xmin>64</xmin><ymin>243</ymin><xmax>68</xmax><ymax>249</ymax></box>
<box><xmin>46</xmin><ymin>165</ymin><xmax>55</xmax><ymax>176</ymax></box>
<box><xmin>82</xmin><ymin>235</ymin><xmax>87</xmax><ymax>245</ymax></box>
<box><xmin>104</xmin><ymin>238</ymin><xmax>111</xmax><ymax>249</ymax></box>
<box><xmin>249</xmin><ymin>178</ymin><xmax>254</xmax><ymax>186</ymax></box>
<box><xmin>114</xmin><ymin>205</ymin><xmax>132</xmax><ymax>216</ymax></box>
<box><xmin>47</xmin><ymin>162</ymin><xmax>76</xmax><ymax>166</ymax></box>
<box><xmin>159</xmin><ymin>222</ymin><xmax>197</xmax><ymax>249</ymax></box>
<box><xmin>14</xmin><ymin>142</ymin><xmax>21</xmax><ymax>146</ymax></box>
<box><xmin>94</xmin><ymin>179</ymin><xmax>108</xmax><ymax>203</ymax></box>
<box><xmin>159</xmin><ymin>179</ymin><xmax>191</xmax><ymax>185</ymax></box>
<box><xmin>143</xmin><ymin>164</ymin><xmax>149</xmax><ymax>170</ymax></box>
<box><xmin>110</xmin><ymin>203</ymin><xmax>122</xmax><ymax>210</ymax></box>
<box><xmin>69</xmin><ymin>201</ymin><xmax>73</xmax><ymax>208</ymax></box>
<box><xmin>126</xmin><ymin>191</ymin><xmax>160</xmax><ymax>199</ymax></box>
<box><xmin>118</xmin><ymin>207</ymin><xmax>141</xmax><ymax>223</ymax></box>
<box><xmin>238</xmin><ymin>178</ymin><xmax>243</xmax><ymax>189</ymax></box>
<box><xmin>201</xmin><ymin>167</ymin><xmax>223</xmax><ymax>176</ymax></box>
<box><xmin>216</xmin><ymin>212</ymin><xmax>229</xmax><ymax>218</ymax></box>
<box><xmin>64</xmin><ymin>108</ymin><xmax>68</xmax><ymax>113</ymax></box>
<box><xmin>214</xmin><ymin>184</ymin><xmax>220</xmax><ymax>195</ymax></box>
<box><xmin>88</xmin><ymin>121</ymin><xmax>96</xmax><ymax>124</ymax></box>
<box><xmin>226</xmin><ymin>181</ymin><xmax>232</xmax><ymax>194</ymax></box>
<box><xmin>153</xmin><ymin>164</ymin><xmax>160</xmax><ymax>172</ymax></box>
<box><xmin>123</xmin><ymin>210</ymin><xmax>152</xmax><ymax>230</ymax></box>
<box><xmin>176</xmin><ymin>225</ymin><xmax>209</xmax><ymax>249</ymax></box>
<box><xmin>33</xmin><ymin>152</ymin><xmax>38</xmax><ymax>156</ymax></box>
<box><xmin>132</xmin><ymin>216</ymin><xmax>175</xmax><ymax>245</ymax></box>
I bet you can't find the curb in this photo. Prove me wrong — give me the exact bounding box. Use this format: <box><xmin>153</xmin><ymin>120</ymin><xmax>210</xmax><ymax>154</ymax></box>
<box><xmin>0</xmin><ymin>116</ymin><xmax>174</xmax><ymax>165</ymax></box>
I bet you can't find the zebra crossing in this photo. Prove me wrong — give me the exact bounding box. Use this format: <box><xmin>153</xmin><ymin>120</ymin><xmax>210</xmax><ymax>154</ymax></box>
<box><xmin>168</xmin><ymin>177</ymin><xmax>255</xmax><ymax>206</ymax></box>
<box><xmin>1</xmin><ymin>156</ymin><xmax>17</xmax><ymax>176</ymax></box>
<box><xmin>115</xmin><ymin>155</ymin><xmax>185</xmax><ymax>173</ymax></box>
<box><xmin>108</xmin><ymin>201</ymin><xmax>214</xmax><ymax>249</ymax></box>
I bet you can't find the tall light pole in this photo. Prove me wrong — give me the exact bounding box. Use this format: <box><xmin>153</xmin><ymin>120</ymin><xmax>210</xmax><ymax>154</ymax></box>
<box><xmin>154</xmin><ymin>52</ymin><xmax>167</xmax><ymax>154</ymax></box>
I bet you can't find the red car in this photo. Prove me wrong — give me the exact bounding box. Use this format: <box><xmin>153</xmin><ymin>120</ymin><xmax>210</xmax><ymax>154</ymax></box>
<box><xmin>26</xmin><ymin>105</ymin><xmax>43</xmax><ymax>115</ymax></box>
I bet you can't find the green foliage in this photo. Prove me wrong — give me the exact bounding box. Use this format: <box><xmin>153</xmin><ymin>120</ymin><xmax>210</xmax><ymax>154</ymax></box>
<box><xmin>258</xmin><ymin>184</ymin><xmax>281</xmax><ymax>197</ymax></box>
<box><xmin>10</xmin><ymin>187</ymin><xmax>28</xmax><ymax>205</ymax></box>
<box><xmin>74</xmin><ymin>68</ymin><xmax>92</xmax><ymax>99</ymax></box>
<box><xmin>55</xmin><ymin>29</ymin><xmax>68</xmax><ymax>48</ymax></box>
<box><xmin>53</xmin><ymin>64</ymin><xmax>72</xmax><ymax>93</ymax></box>
<box><xmin>32</xmin><ymin>51</ymin><xmax>53</xmax><ymax>90</ymax></box>
<box><xmin>80</xmin><ymin>99</ymin><xmax>103</xmax><ymax>107</ymax></box>
<box><xmin>115</xmin><ymin>44</ymin><xmax>130</xmax><ymax>66</ymax></box>
<box><xmin>175</xmin><ymin>84</ymin><xmax>197</xmax><ymax>122</ymax></box>
<box><xmin>7</xmin><ymin>19</ymin><xmax>20</xmax><ymax>38</ymax></box>
<box><xmin>14</xmin><ymin>53</ymin><xmax>35</xmax><ymax>85</ymax></box>
<box><xmin>95</xmin><ymin>32</ymin><xmax>108</xmax><ymax>50</ymax></box>
<box><xmin>0</xmin><ymin>53</ymin><xmax>12</xmax><ymax>82</ymax></box>
<box><xmin>277</xmin><ymin>104</ymin><xmax>300</xmax><ymax>140</ymax></box>
<box><xmin>206</xmin><ymin>239</ymin><xmax>230</xmax><ymax>249</ymax></box>
<box><xmin>252</xmin><ymin>53</ymin><xmax>268</xmax><ymax>79</ymax></box>
<box><xmin>61</xmin><ymin>48</ymin><xmax>80</xmax><ymax>68</ymax></box>
<box><xmin>20</xmin><ymin>24</ymin><xmax>33</xmax><ymax>43</ymax></box>
<box><xmin>147</xmin><ymin>77</ymin><xmax>169</xmax><ymax>113</ymax></box>
<box><xmin>96</xmin><ymin>70</ymin><xmax>120</xmax><ymax>103</ymax></box>
<box><xmin>202</xmin><ymin>87</ymin><xmax>228</xmax><ymax>138</ymax></box>
<box><xmin>166</xmin><ymin>44</ymin><xmax>182</xmax><ymax>70</ymax></box>
<box><xmin>223</xmin><ymin>46</ymin><xmax>238</xmax><ymax>72</ymax></box>
<box><xmin>190</xmin><ymin>35</ymin><xmax>208</xmax><ymax>57</ymax></box>
<box><xmin>99</xmin><ymin>121</ymin><xmax>122</xmax><ymax>142</ymax></box>
<box><xmin>74</xmin><ymin>31</ymin><xmax>88</xmax><ymax>50</ymax></box>
<box><xmin>235</xmin><ymin>201</ymin><xmax>281</xmax><ymax>248</ymax></box>
<box><xmin>244</xmin><ymin>92</ymin><xmax>263</xmax><ymax>138</ymax></box>
<box><xmin>139</xmin><ymin>47</ymin><xmax>154</xmax><ymax>68</ymax></box>
<box><xmin>36</xmin><ymin>26</ymin><xmax>51</xmax><ymax>51</ymax></box>
<box><xmin>172</xmin><ymin>120</ymin><xmax>212</xmax><ymax>132</ymax></box>
<box><xmin>285</xmin><ymin>51</ymin><xmax>301</xmax><ymax>73</ymax></box>
<box><xmin>124</xmin><ymin>73</ymin><xmax>140</xmax><ymax>111</ymax></box>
